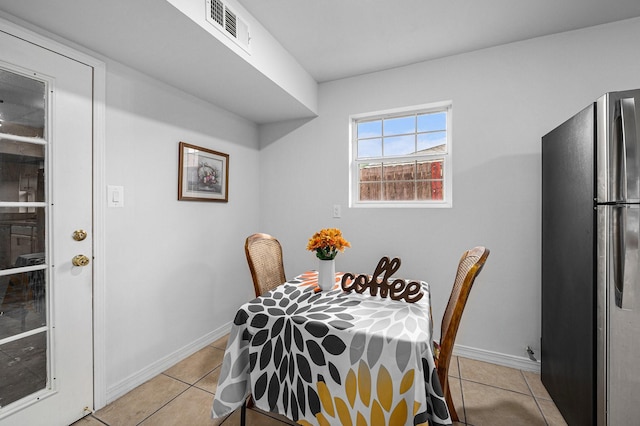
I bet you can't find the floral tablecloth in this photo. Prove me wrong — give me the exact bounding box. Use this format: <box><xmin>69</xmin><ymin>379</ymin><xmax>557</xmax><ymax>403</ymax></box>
<box><xmin>211</xmin><ymin>271</ymin><xmax>452</xmax><ymax>425</ymax></box>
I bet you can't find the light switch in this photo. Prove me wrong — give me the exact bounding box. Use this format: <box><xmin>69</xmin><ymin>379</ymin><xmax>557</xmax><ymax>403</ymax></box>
<box><xmin>108</xmin><ymin>185</ymin><xmax>124</xmax><ymax>208</ymax></box>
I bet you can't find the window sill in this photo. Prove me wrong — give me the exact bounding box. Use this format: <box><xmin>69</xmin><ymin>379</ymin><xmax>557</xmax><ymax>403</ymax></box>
<box><xmin>350</xmin><ymin>201</ymin><xmax>452</xmax><ymax>208</ymax></box>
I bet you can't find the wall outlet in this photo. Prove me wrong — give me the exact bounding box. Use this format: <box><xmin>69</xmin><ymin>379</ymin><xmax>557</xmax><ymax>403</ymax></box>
<box><xmin>333</xmin><ymin>204</ymin><xmax>341</xmax><ymax>218</ymax></box>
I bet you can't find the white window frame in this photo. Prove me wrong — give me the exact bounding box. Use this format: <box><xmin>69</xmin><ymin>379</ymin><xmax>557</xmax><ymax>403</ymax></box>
<box><xmin>349</xmin><ymin>101</ymin><xmax>453</xmax><ymax>208</ymax></box>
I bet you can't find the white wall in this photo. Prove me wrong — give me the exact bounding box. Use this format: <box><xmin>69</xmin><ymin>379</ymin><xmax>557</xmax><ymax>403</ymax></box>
<box><xmin>258</xmin><ymin>17</ymin><xmax>640</xmax><ymax>364</ymax></box>
<box><xmin>103</xmin><ymin>61</ymin><xmax>261</xmax><ymax>400</ymax></box>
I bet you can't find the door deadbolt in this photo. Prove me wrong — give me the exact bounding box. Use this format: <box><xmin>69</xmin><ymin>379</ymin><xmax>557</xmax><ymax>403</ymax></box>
<box><xmin>72</xmin><ymin>255</ymin><xmax>90</xmax><ymax>267</ymax></box>
<box><xmin>73</xmin><ymin>229</ymin><xmax>87</xmax><ymax>241</ymax></box>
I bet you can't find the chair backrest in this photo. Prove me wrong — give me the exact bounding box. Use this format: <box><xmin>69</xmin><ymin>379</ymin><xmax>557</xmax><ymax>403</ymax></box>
<box><xmin>245</xmin><ymin>233</ymin><xmax>286</xmax><ymax>297</ymax></box>
<box><xmin>438</xmin><ymin>246</ymin><xmax>490</xmax><ymax>376</ymax></box>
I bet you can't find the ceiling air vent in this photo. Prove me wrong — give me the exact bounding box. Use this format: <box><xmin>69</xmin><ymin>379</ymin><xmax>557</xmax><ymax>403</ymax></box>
<box><xmin>205</xmin><ymin>0</ymin><xmax>250</xmax><ymax>53</ymax></box>
<box><xmin>210</xmin><ymin>0</ymin><xmax>224</xmax><ymax>26</ymax></box>
<box><xmin>224</xmin><ymin>8</ymin><xmax>237</xmax><ymax>38</ymax></box>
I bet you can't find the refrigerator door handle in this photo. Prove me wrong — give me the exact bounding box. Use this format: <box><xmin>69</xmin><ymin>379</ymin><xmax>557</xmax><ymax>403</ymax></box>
<box><xmin>619</xmin><ymin>98</ymin><xmax>640</xmax><ymax>201</ymax></box>
<box><xmin>613</xmin><ymin>205</ymin><xmax>625</xmax><ymax>308</ymax></box>
<box><xmin>613</xmin><ymin>204</ymin><xmax>639</xmax><ymax>309</ymax></box>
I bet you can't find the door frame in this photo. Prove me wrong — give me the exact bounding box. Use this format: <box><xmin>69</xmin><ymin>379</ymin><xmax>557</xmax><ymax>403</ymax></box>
<box><xmin>0</xmin><ymin>14</ymin><xmax>108</xmax><ymax>410</ymax></box>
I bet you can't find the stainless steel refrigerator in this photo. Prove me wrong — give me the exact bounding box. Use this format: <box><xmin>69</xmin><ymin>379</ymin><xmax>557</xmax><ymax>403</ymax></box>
<box><xmin>542</xmin><ymin>89</ymin><xmax>640</xmax><ymax>425</ymax></box>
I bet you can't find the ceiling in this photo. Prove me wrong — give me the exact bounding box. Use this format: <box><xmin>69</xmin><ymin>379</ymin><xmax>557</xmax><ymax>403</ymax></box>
<box><xmin>238</xmin><ymin>0</ymin><xmax>640</xmax><ymax>83</ymax></box>
<box><xmin>1</xmin><ymin>0</ymin><xmax>640</xmax><ymax>124</ymax></box>
<box><xmin>0</xmin><ymin>0</ymin><xmax>316</xmax><ymax>124</ymax></box>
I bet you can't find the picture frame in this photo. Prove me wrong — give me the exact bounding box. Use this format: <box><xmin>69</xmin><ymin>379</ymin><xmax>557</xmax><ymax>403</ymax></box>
<box><xmin>178</xmin><ymin>141</ymin><xmax>229</xmax><ymax>202</ymax></box>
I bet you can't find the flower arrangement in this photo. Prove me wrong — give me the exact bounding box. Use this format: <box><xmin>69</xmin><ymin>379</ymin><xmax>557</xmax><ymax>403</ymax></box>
<box><xmin>198</xmin><ymin>162</ymin><xmax>218</xmax><ymax>187</ymax></box>
<box><xmin>307</xmin><ymin>228</ymin><xmax>351</xmax><ymax>260</ymax></box>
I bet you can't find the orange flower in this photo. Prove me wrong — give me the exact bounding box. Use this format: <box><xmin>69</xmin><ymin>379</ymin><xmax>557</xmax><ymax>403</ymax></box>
<box><xmin>307</xmin><ymin>228</ymin><xmax>351</xmax><ymax>260</ymax></box>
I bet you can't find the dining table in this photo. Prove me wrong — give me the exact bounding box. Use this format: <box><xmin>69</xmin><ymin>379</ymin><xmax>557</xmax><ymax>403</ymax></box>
<box><xmin>211</xmin><ymin>270</ymin><xmax>452</xmax><ymax>426</ymax></box>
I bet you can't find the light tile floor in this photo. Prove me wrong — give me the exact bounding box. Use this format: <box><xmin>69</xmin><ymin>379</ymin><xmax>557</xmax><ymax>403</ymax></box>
<box><xmin>72</xmin><ymin>334</ymin><xmax>567</xmax><ymax>426</ymax></box>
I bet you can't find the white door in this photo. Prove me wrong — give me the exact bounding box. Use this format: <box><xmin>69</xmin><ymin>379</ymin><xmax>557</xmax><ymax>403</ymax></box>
<box><xmin>0</xmin><ymin>29</ymin><xmax>94</xmax><ymax>425</ymax></box>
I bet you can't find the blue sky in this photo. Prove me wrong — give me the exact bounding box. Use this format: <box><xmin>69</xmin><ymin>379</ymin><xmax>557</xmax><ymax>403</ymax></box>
<box><xmin>357</xmin><ymin>112</ymin><xmax>447</xmax><ymax>158</ymax></box>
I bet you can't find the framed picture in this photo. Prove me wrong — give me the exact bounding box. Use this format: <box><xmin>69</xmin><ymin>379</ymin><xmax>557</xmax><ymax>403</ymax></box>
<box><xmin>178</xmin><ymin>141</ymin><xmax>229</xmax><ymax>202</ymax></box>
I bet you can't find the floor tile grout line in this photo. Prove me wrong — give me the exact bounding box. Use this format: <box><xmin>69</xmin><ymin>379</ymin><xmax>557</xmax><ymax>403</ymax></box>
<box><xmin>521</xmin><ymin>370</ymin><xmax>551</xmax><ymax>426</ymax></box>
<box><xmin>458</xmin><ymin>375</ymin><xmax>535</xmax><ymax>398</ymax></box>
<box><xmin>131</xmin><ymin>384</ymin><xmax>193</xmax><ymax>426</ymax></box>
<box><xmin>91</xmin><ymin>354</ymin><xmax>224</xmax><ymax>426</ymax></box>
<box><xmin>521</xmin><ymin>370</ymin><xmax>554</xmax><ymax>401</ymax></box>
<box><xmin>161</xmin><ymin>365</ymin><xmax>220</xmax><ymax>392</ymax></box>
<box><xmin>218</xmin><ymin>412</ymin><xmax>233</xmax><ymax>425</ymax></box>
<box><xmin>457</xmin><ymin>361</ymin><xmax>550</xmax><ymax>425</ymax></box>
<box><xmin>92</xmin><ymin>374</ymin><xmax>206</xmax><ymax>426</ymax></box>
<box><xmin>455</xmin><ymin>356</ymin><xmax>469</xmax><ymax>425</ymax></box>
<box><xmin>86</xmin><ymin>414</ymin><xmax>109</xmax><ymax>425</ymax></box>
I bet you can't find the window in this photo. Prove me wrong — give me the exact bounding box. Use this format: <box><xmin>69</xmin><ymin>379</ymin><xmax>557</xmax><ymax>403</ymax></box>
<box><xmin>350</xmin><ymin>101</ymin><xmax>452</xmax><ymax>207</ymax></box>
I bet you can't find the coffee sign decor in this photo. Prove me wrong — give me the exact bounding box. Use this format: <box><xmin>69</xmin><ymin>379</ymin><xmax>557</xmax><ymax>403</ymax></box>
<box><xmin>341</xmin><ymin>256</ymin><xmax>424</xmax><ymax>303</ymax></box>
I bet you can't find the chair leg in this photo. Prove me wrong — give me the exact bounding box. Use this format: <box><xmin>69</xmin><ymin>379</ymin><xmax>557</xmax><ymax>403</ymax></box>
<box><xmin>240</xmin><ymin>400</ymin><xmax>246</xmax><ymax>426</ymax></box>
<box><xmin>445</xmin><ymin>383</ymin><xmax>459</xmax><ymax>422</ymax></box>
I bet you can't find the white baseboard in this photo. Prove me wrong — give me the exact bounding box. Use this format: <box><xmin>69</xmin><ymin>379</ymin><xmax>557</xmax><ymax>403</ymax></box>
<box><xmin>453</xmin><ymin>344</ymin><xmax>541</xmax><ymax>373</ymax></box>
<box><xmin>105</xmin><ymin>322</ymin><xmax>232</xmax><ymax>405</ymax></box>
<box><xmin>105</xmin><ymin>327</ymin><xmax>540</xmax><ymax>405</ymax></box>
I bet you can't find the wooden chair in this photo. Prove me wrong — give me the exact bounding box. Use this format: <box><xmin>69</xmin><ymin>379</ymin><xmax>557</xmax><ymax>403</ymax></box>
<box><xmin>243</xmin><ymin>233</ymin><xmax>287</xmax><ymax>419</ymax></box>
<box><xmin>435</xmin><ymin>246</ymin><xmax>490</xmax><ymax>422</ymax></box>
<box><xmin>245</xmin><ymin>233</ymin><xmax>286</xmax><ymax>297</ymax></box>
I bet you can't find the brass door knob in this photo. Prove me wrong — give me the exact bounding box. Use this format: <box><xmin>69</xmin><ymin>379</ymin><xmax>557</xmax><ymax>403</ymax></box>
<box><xmin>73</xmin><ymin>229</ymin><xmax>87</xmax><ymax>241</ymax></box>
<box><xmin>72</xmin><ymin>255</ymin><xmax>90</xmax><ymax>267</ymax></box>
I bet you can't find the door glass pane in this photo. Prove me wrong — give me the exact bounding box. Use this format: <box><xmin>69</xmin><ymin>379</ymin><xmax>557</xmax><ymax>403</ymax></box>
<box><xmin>0</xmin><ymin>332</ymin><xmax>47</xmax><ymax>407</ymax></box>
<box><xmin>0</xmin><ymin>140</ymin><xmax>46</xmax><ymax>270</ymax></box>
<box><xmin>0</xmin><ymin>140</ymin><xmax>45</xmax><ymax>204</ymax></box>
<box><xmin>0</xmin><ymin>68</ymin><xmax>48</xmax><ymax>409</ymax></box>
<box><xmin>0</xmin><ymin>69</ymin><xmax>46</xmax><ymax>139</ymax></box>
<box><xmin>0</xmin><ymin>270</ymin><xmax>46</xmax><ymax>340</ymax></box>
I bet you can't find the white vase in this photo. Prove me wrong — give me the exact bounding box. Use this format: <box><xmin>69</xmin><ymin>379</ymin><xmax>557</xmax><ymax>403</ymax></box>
<box><xmin>318</xmin><ymin>259</ymin><xmax>336</xmax><ymax>291</ymax></box>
